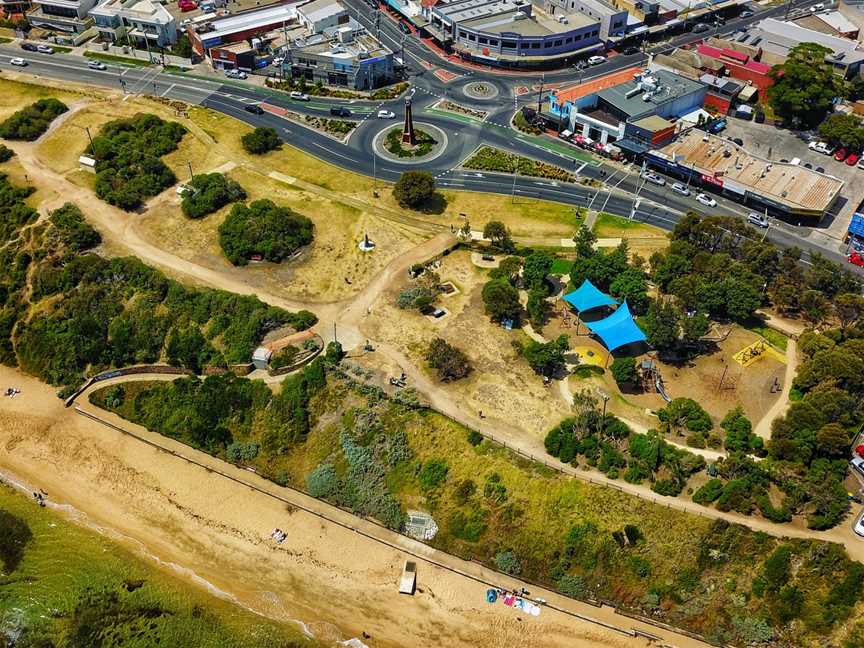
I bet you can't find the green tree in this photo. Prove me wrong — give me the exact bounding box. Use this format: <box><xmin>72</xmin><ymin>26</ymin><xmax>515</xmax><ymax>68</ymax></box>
<box><xmin>481</xmin><ymin>278</ymin><xmax>520</xmax><ymax>323</ymax></box>
<box><xmin>819</xmin><ymin>113</ymin><xmax>864</xmax><ymax>150</ymax></box>
<box><xmin>494</xmin><ymin>550</ymin><xmax>521</xmax><ymax>575</ymax></box>
<box><xmin>483</xmin><ymin>220</ymin><xmax>514</xmax><ymax>252</ymax></box>
<box><xmin>645</xmin><ymin>300</ymin><xmax>679</xmax><ymax>354</ymax></box>
<box><xmin>218</xmin><ymin>199</ymin><xmax>313</xmax><ymax>266</ymax></box>
<box><xmin>393</xmin><ymin>170</ymin><xmax>435</xmax><ymax>208</ymax></box>
<box><xmin>610</xmin><ymin>356</ymin><xmax>637</xmax><ymax>386</ymax></box>
<box><xmin>609</xmin><ymin>268</ymin><xmax>649</xmax><ymax>314</ymax></box>
<box><xmin>768</xmin><ymin>43</ymin><xmax>842</xmax><ymax>128</ymax></box>
<box><xmin>418</xmin><ymin>458</ymin><xmax>449</xmax><ymax>490</ymax></box>
<box><xmin>240</xmin><ymin>127</ymin><xmax>281</xmax><ymax>154</ymax></box>
<box><xmin>526</xmin><ymin>287</ymin><xmax>549</xmax><ymax>328</ymax></box>
<box><xmin>181</xmin><ymin>173</ymin><xmax>247</xmax><ymax>219</ymax></box>
<box><xmin>659</xmin><ymin>398</ymin><xmax>712</xmax><ymax>434</ymax></box>
<box><xmin>425</xmin><ymin>337</ymin><xmax>472</xmax><ymax>382</ymax></box>
<box><xmin>835</xmin><ymin>292</ymin><xmax>864</xmax><ymax>332</ymax></box>
<box><xmin>522</xmin><ymin>334</ymin><xmax>569</xmax><ymax>377</ymax></box>
<box><xmin>573</xmin><ymin>225</ymin><xmax>596</xmax><ymax>258</ymax></box>
<box><xmin>523</xmin><ymin>251</ymin><xmax>553</xmax><ymax>291</ymax></box>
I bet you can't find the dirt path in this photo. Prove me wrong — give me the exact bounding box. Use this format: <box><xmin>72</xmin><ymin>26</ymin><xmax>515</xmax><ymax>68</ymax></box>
<box><xmin>0</xmin><ymin>365</ymin><xmax>711</xmax><ymax>648</ymax></box>
<box><xmin>753</xmin><ymin>339</ymin><xmax>798</xmax><ymax>440</ymax></box>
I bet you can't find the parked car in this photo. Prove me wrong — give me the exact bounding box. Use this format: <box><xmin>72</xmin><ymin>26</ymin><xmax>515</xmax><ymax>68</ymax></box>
<box><xmin>847</xmin><ymin>152</ymin><xmax>861</xmax><ymax>166</ymax></box>
<box><xmin>851</xmin><ymin>455</ymin><xmax>864</xmax><ymax>478</ymax></box>
<box><xmin>9</xmin><ymin>58</ymin><xmax>27</xmax><ymax>67</ymax></box>
<box><xmin>747</xmin><ymin>212</ymin><xmax>768</xmax><ymax>228</ymax></box>
<box><xmin>36</xmin><ymin>44</ymin><xmax>54</xmax><ymax>54</ymax></box>
<box><xmin>692</xmin><ymin>22</ymin><xmax>710</xmax><ymax>33</ymax></box>
<box><xmin>671</xmin><ymin>182</ymin><xmax>691</xmax><ymax>196</ymax></box>
<box><xmin>330</xmin><ymin>106</ymin><xmax>351</xmax><ymax>117</ymax></box>
<box><xmin>641</xmin><ymin>171</ymin><xmax>665</xmax><ymax>186</ymax></box>
<box><xmin>816</xmin><ymin>166</ymin><xmax>825</xmax><ymax>173</ymax></box>
<box><xmin>244</xmin><ymin>104</ymin><xmax>264</xmax><ymax>115</ymax></box>
<box><xmin>622</xmin><ymin>46</ymin><xmax>640</xmax><ymax>55</ymax></box>
<box><xmin>20</xmin><ymin>42</ymin><xmax>38</xmax><ymax>52</ymax></box>
<box><xmin>225</xmin><ymin>69</ymin><xmax>247</xmax><ymax>79</ymax></box>
<box><xmin>740</xmin><ymin>9</ymin><xmax>754</xmax><ymax>17</ymax></box>
<box><xmin>731</xmin><ymin>137</ymin><xmax>744</xmax><ymax>146</ymax></box>
<box><xmin>708</xmin><ymin>119</ymin><xmax>726</xmax><ymax>133</ymax></box>
<box><xmin>858</xmin><ymin>157</ymin><xmax>864</xmax><ymax>170</ymax></box>
<box><xmin>271</xmin><ymin>57</ymin><xmax>284</xmax><ymax>67</ymax></box>
<box><xmin>754</xmin><ymin>111</ymin><xmax>765</xmax><ymax>124</ymax></box>
<box><xmin>587</xmin><ymin>55</ymin><xmax>607</xmax><ymax>65</ymax></box>
<box><xmin>377</xmin><ymin>109</ymin><xmax>395</xmax><ymax>119</ymax></box>
<box><xmin>855</xmin><ymin>509</ymin><xmax>864</xmax><ymax>538</ymax></box>
<box><xmin>178</xmin><ymin>0</ymin><xmax>197</xmax><ymax>11</ymax></box>
<box><xmin>849</xmin><ymin>251</ymin><xmax>864</xmax><ymax>268</ymax></box>
<box><xmin>88</xmin><ymin>60</ymin><xmax>107</xmax><ymax>70</ymax></box>
<box><xmin>290</xmin><ymin>91</ymin><xmax>310</xmax><ymax>101</ymax></box>
<box><xmin>696</xmin><ymin>193</ymin><xmax>717</xmax><ymax>207</ymax></box>
<box><xmin>810</xmin><ymin>2</ymin><xmax>825</xmax><ymax>11</ymax></box>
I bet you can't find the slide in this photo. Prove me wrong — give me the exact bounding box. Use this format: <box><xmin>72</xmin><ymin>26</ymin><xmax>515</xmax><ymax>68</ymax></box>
<box><xmin>655</xmin><ymin>376</ymin><xmax>671</xmax><ymax>403</ymax></box>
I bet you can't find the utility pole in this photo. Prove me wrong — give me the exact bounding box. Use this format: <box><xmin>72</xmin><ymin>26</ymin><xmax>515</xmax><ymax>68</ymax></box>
<box><xmin>784</xmin><ymin>0</ymin><xmax>793</xmax><ymax>21</ymax></box>
<box><xmin>537</xmin><ymin>72</ymin><xmax>544</xmax><ymax>114</ymax></box>
<box><xmin>187</xmin><ymin>161</ymin><xmax>193</xmax><ymax>180</ymax></box>
<box><xmin>333</xmin><ymin>321</ymin><xmax>337</xmax><ymax>344</ymax></box>
<box><xmin>84</xmin><ymin>126</ymin><xmax>93</xmax><ymax>149</ymax></box>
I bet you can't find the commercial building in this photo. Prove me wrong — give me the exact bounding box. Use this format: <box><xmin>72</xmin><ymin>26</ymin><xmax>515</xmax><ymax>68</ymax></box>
<box><xmin>91</xmin><ymin>0</ymin><xmax>178</xmax><ymax>47</ymax></box>
<box><xmin>421</xmin><ymin>0</ymin><xmax>614</xmax><ymax>68</ymax></box>
<box><xmin>791</xmin><ymin>9</ymin><xmax>859</xmax><ymax>39</ymax></box>
<box><xmin>646</xmin><ymin>129</ymin><xmax>844</xmax><ymax>218</ymax></box>
<box><xmin>27</xmin><ymin>0</ymin><xmax>98</xmax><ymax>32</ymax></box>
<box><xmin>1</xmin><ymin>0</ymin><xmax>32</xmax><ymax>20</ymax></box>
<box><xmin>188</xmin><ymin>2</ymin><xmax>303</xmax><ymax>60</ymax></box>
<box><xmin>736</xmin><ymin>17</ymin><xmax>864</xmax><ymax>78</ymax></box>
<box><xmin>285</xmin><ymin>26</ymin><xmax>395</xmax><ymax>89</ymax></box>
<box><xmin>548</xmin><ymin>68</ymin><xmax>706</xmax><ymax>145</ymax></box>
<box><xmin>695</xmin><ymin>41</ymin><xmax>774</xmax><ymax>99</ymax></box>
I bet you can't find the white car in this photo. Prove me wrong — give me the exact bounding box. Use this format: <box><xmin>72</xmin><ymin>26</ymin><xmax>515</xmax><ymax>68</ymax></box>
<box><xmin>289</xmin><ymin>91</ymin><xmax>309</xmax><ymax>101</ymax></box>
<box><xmin>587</xmin><ymin>55</ymin><xmax>607</xmax><ymax>65</ymax></box>
<box><xmin>696</xmin><ymin>193</ymin><xmax>717</xmax><ymax>207</ymax></box>
<box><xmin>851</xmin><ymin>456</ymin><xmax>864</xmax><ymax>480</ymax></box>
<box><xmin>810</xmin><ymin>2</ymin><xmax>824</xmax><ymax>11</ymax></box>
<box><xmin>271</xmin><ymin>57</ymin><xmax>284</xmax><ymax>66</ymax></box>
<box><xmin>740</xmin><ymin>9</ymin><xmax>753</xmax><ymax>16</ymax></box>
<box><xmin>88</xmin><ymin>60</ymin><xmax>107</xmax><ymax>70</ymax></box>
<box><xmin>225</xmin><ymin>69</ymin><xmax>247</xmax><ymax>79</ymax></box>
<box><xmin>855</xmin><ymin>509</ymin><xmax>864</xmax><ymax>538</ymax></box>
<box><xmin>9</xmin><ymin>58</ymin><xmax>27</xmax><ymax>67</ymax></box>
<box><xmin>377</xmin><ymin>109</ymin><xmax>395</xmax><ymax>119</ymax></box>
<box><xmin>641</xmin><ymin>171</ymin><xmax>665</xmax><ymax>186</ymax></box>
<box><xmin>36</xmin><ymin>44</ymin><xmax>54</xmax><ymax>54</ymax></box>
<box><xmin>671</xmin><ymin>182</ymin><xmax>690</xmax><ymax>196</ymax></box>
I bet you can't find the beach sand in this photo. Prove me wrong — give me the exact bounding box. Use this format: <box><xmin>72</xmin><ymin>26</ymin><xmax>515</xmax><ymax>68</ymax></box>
<box><xmin>0</xmin><ymin>365</ymin><xmax>703</xmax><ymax>648</ymax></box>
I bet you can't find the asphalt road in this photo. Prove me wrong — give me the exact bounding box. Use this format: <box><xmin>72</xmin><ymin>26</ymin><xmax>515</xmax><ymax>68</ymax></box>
<box><xmin>0</xmin><ymin>0</ymin><xmax>851</xmax><ymax>268</ymax></box>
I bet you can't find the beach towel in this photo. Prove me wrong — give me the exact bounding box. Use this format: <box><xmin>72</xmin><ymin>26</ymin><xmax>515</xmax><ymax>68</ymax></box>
<box><xmin>503</xmin><ymin>595</ymin><xmax>515</xmax><ymax>607</ymax></box>
<box><xmin>486</xmin><ymin>589</ymin><xmax>498</xmax><ymax>604</ymax></box>
<box><xmin>514</xmin><ymin>598</ymin><xmax>525</xmax><ymax>611</ymax></box>
<box><xmin>530</xmin><ymin>604</ymin><xmax>540</xmax><ymax>617</ymax></box>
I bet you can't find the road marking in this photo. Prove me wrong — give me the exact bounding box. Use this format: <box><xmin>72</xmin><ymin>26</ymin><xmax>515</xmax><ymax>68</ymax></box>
<box><xmin>160</xmin><ymin>83</ymin><xmax>175</xmax><ymax>97</ymax></box>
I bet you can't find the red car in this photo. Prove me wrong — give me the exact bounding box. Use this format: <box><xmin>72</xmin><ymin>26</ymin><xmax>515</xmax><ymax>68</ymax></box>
<box><xmin>834</xmin><ymin>148</ymin><xmax>848</xmax><ymax>162</ymax></box>
<box><xmin>849</xmin><ymin>251</ymin><xmax>864</xmax><ymax>267</ymax></box>
<box><xmin>847</xmin><ymin>152</ymin><xmax>860</xmax><ymax>166</ymax></box>
<box><xmin>179</xmin><ymin>0</ymin><xmax>196</xmax><ymax>10</ymax></box>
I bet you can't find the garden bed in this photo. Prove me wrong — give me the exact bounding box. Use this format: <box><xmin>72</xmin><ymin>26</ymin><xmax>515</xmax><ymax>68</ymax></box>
<box><xmin>462</xmin><ymin>146</ymin><xmax>576</xmax><ymax>183</ymax></box>
<box><xmin>384</xmin><ymin>126</ymin><xmax>437</xmax><ymax>158</ymax></box>
<box><xmin>435</xmin><ymin>100</ymin><xmax>487</xmax><ymax>121</ymax></box>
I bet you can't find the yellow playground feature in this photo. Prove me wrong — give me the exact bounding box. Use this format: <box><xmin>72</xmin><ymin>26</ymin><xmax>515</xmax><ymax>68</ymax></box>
<box><xmin>572</xmin><ymin>346</ymin><xmax>605</xmax><ymax>367</ymax></box>
<box><xmin>733</xmin><ymin>340</ymin><xmax>786</xmax><ymax>367</ymax></box>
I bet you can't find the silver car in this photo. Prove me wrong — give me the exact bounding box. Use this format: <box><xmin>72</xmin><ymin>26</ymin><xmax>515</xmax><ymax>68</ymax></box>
<box><xmin>671</xmin><ymin>182</ymin><xmax>691</xmax><ymax>196</ymax></box>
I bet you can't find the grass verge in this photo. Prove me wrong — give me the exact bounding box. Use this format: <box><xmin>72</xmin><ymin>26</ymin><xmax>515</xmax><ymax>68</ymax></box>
<box><xmin>84</xmin><ymin>51</ymin><xmax>153</xmax><ymax>67</ymax></box>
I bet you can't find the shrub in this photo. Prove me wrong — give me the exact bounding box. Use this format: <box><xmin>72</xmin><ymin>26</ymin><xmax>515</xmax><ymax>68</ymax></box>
<box><xmin>651</xmin><ymin>479</ymin><xmax>684</xmax><ymax>497</ymax></box>
<box><xmin>659</xmin><ymin>398</ymin><xmax>712</xmax><ymax>434</ymax></box>
<box><xmin>610</xmin><ymin>356</ymin><xmax>637</xmax><ymax>386</ymax></box>
<box><xmin>495</xmin><ymin>550</ymin><xmax>521</xmax><ymax>575</ymax></box>
<box><xmin>104</xmin><ymin>385</ymin><xmax>125</xmax><ymax>409</ymax></box>
<box><xmin>0</xmin><ymin>144</ymin><xmax>13</xmax><ymax>162</ymax></box>
<box><xmin>467</xmin><ymin>430</ymin><xmax>483</xmax><ymax>446</ymax></box>
<box><xmin>0</xmin><ymin>98</ymin><xmax>68</xmax><ymax>141</ymax></box>
<box><xmin>181</xmin><ymin>173</ymin><xmax>247</xmax><ymax>219</ymax></box>
<box><xmin>557</xmin><ymin>574</ymin><xmax>586</xmax><ymax>599</ymax></box>
<box><xmin>629</xmin><ymin>556</ymin><xmax>651</xmax><ymax>578</ymax></box>
<box><xmin>454</xmin><ymin>479</ymin><xmax>476</xmax><ymax>505</ymax></box>
<box><xmin>463</xmin><ymin>146</ymin><xmax>575</xmax><ymax>183</ymax></box>
<box><xmin>483</xmin><ymin>472</ymin><xmax>507</xmax><ymax>504</ymax></box>
<box><xmin>241</xmin><ymin>127</ymin><xmax>281</xmax><ymax>154</ymax></box>
<box><xmin>90</xmin><ymin>114</ymin><xmax>185</xmax><ymax>210</ymax></box>
<box><xmin>306</xmin><ymin>463</ymin><xmax>338</xmax><ymax>498</ymax></box>
<box><xmin>482</xmin><ymin>278</ymin><xmax>521</xmax><ymax>323</ymax></box>
<box><xmin>393</xmin><ymin>170</ymin><xmax>435</xmax><ymax>208</ymax></box>
<box><xmin>448</xmin><ymin>509</ymin><xmax>486</xmax><ymax>542</ymax></box>
<box><xmin>325</xmin><ymin>341</ymin><xmax>344</xmax><ymax>364</ymax></box>
<box><xmin>418</xmin><ymin>458</ymin><xmax>448</xmax><ymax>490</ymax></box>
<box><xmin>522</xmin><ymin>335</ymin><xmax>569</xmax><ymax>377</ymax></box>
<box><xmin>397</xmin><ymin>285</ymin><xmax>434</xmax><ymax>310</ymax></box>
<box><xmin>227</xmin><ymin>442</ymin><xmax>259</xmax><ymax>463</ymax></box>
<box><xmin>48</xmin><ymin>203</ymin><xmax>101</xmax><ymax>252</ymax></box>
<box><xmin>219</xmin><ymin>199</ymin><xmax>313</xmax><ymax>266</ymax></box>
<box><xmin>425</xmin><ymin>337</ymin><xmax>471</xmax><ymax>382</ymax></box>
<box><xmin>692</xmin><ymin>478</ymin><xmax>724</xmax><ymax>504</ymax></box>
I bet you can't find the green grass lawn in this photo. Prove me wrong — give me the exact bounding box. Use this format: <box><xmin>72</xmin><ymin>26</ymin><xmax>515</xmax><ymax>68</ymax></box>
<box><xmin>550</xmin><ymin>258</ymin><xmax>573</xmax><ymax>275</ymax></box>
<box><xmin>0</xmin><ymin>484</ymin><xmax>319</xmax><ymax>647</ymax></box>
<box><xmin>0</xmin><ymin>37</ymin><xmax>11</xmax><ymax>44</ymax></box>
<box><xmin>84</xmin><ymin>51</ymin><xmax>153</xmax><ymax>67</ymax></box>
<box><xmin>745</xmin><ymin>324</ymin><xmax>789</xmax><ymax>351</ymax></box>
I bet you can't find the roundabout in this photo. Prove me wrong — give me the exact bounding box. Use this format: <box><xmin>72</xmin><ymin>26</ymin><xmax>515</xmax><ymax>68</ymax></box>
<box><xmin>462</xmin><ymin>81</ymin><xmax>500</xmax><ymax>101</ymax></box>
<box><xmin>371</xmin><ymin>121</ymin><xmax>449</xmax><ymax>165</ymax></box>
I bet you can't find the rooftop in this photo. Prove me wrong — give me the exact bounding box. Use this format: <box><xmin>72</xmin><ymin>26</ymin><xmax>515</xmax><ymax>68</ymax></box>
<box><xmin>553</xmin><ymin>65</ymin><xmax>643</xmax><ymax>104</ymax></box>
<box><xmin>595</xmin><ymin>68</ymin><xmax>705</xmax><ymax>118</ymax></box>
<box><xmin>653</xmin><ymin>129</ymin><xmax>843</xmax><ymax>214</ymax></box>
<box><xmin>741</xmin><ymin>17</ymin><xmax>864</xmax><ymax>65</ymax></box>
<box><xmin>297</xmin><ymin>0</ymin><xmax>344</xmax><ymax>23</ymax></box>
<box><xmin>192</xmin><ymin>2</ymin><xmax>300</xmax><ymax>42</ymax></box>
<box><xmin>792</xmin><ymin>10</ymin><xmax>858</xmax><ymax>36</ymax></box>
<box><xmin>629</xmin><ymin>114</ymin><xmax>675</xmax><ymax>131</ymax></box>
<box><xmin>436</xmin><ymin>0</ymin><xmax>593</xmax><ymax>35</ymax></box>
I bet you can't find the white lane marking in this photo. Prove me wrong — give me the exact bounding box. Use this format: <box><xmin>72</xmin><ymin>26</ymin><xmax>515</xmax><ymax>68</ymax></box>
<box><xmin>160</xmin><ymin>83</ymin><xmax>176</xmax><ymax>97</ymax></box>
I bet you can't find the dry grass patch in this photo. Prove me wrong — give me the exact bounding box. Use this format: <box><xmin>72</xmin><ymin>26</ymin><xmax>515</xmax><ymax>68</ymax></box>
<box><xmin>0</xmin><ymin>77</ymin><xmax>83</xmax><ymax>124</ymax></box>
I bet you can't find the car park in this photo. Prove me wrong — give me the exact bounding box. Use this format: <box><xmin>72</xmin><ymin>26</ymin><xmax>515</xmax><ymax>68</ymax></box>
<box><xmin>747</xmin><ymin>212</ymin><xmax>768</xmax><ymax>228</ymax></box>
<box><xmin>9</xmin><ymin>58</ymin><xmax>27</xmax><ymax>67</ymax></box>
<box><xmin>88</xmin><ymin>60</ymin><xmax>107</xmax><ymax>70</ymax></box>
<box><xmin>587</xmin><ymin>55</ymin><xmax>607</xmax><ymax>65</ymax></box>
<box><xmin>20</xmin><ymin>42</ymin><xmax>38</xmax><ymax>52</ymax></box>
<box><xmin>244</xmin><ymin>104</ymin><xmax>264</xmax><ymax>115</ymax></box>
<box><xmin>36</xmin><ymin>44</ymin><xmax>54</xmax><ymax>54</ymax></box>
<box><xmin>696</xmin><ymin>193</ymin><xmax>716</xmax><ymax>207</ymax></box>
<box><xmin>671</xmin><ymin>182</ymin><xmax>691</xmax><ymax>196</ymax></box>
<box><xmin>377</xmin><ymin>109</ymin><xmax>395</xmax><ymax>119</ymax></box>
<box><xmin>847</xmin><ymin>152</ymin><xmax>861</xmax><ymax>166</ymax></box>
<box><xmin>641</xmin><ymin>171</ymin><xmax>665</xmax><ymax>186</ymax></box>
<box><xmin>290</xmin><ymin>91</ymin><xmax>309</xmax><ymax>101</ymax></box>
<box><xmin>835</xmin><ymin>148</ymin><xmax>849</xmax><ymax>162</ymax></box>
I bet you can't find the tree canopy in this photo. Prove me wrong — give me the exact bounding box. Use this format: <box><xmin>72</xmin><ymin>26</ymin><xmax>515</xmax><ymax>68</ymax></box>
<box><xmin>218</xmin><ymin>199</ymin><xmax>313</xmax><ymax>266</ymax></box>
<box><xmin>181</xmin><ymin>173</ymin><xmax>247</xmax><ymax>219</ymax></box>
<box><xmin>0</xmin><ymin>98</ymin><xmax>68</xmax><ymax>141</ymax></box>
<box><xmin>240</xmin><ymin>127</ymin><xmax>281</xmax><ymax>155</ymax></box>
<box><xmin>768</xmin><ymin>42</ymin><xmax>842</xmax><ymax>128</ymax></box>
<box><xmin>393</xmin><ymin>170</ymin><xmax>435</xmax><ymax>208</ymax></box>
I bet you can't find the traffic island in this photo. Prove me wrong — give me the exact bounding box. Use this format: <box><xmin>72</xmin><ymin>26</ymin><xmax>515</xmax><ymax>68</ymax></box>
<box><xmin>372</xmin><ymin>122</ymin><xmax>448</xmax><ymax>165</ymax></box>
<box><xmin>462</xmin><ymin>81</ymin><xmax>499</xmax><ymax>101</ymax></box>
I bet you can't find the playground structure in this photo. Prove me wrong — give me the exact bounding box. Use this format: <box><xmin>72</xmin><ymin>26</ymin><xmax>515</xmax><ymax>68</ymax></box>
<box><xmin>733</xmin><ymin>340</ymin><xmax>769</xmax><ymax>368</ymax></box>
<box><xmin>639</xmin><ymin>359</ymin><xmax>671</xmax><ymax>402</ymax></box>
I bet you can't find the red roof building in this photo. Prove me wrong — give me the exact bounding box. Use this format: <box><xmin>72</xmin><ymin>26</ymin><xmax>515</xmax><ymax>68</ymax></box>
<box><xmin>695</xmin><ymin>42</ymin><xmax>774</xmax><ymax>100</ymax></box>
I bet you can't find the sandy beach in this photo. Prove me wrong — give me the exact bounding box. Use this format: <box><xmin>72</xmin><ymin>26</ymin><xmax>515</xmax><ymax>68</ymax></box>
<box><xmin>0</xmin><ymin>364</ymin><xmax>720</xmax><ymax>648</ymax></box>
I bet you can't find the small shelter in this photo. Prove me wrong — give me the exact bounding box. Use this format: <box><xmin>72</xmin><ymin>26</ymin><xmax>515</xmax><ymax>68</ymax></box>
<box><xmin>583</xmin><ymin>300</ymin><xmax>647</xmax><ymax>362</ymax></box>
<box><xmin>562</xmin><ymin>279</ymin><xmax>617</xmax><ymax>313</ymax></box>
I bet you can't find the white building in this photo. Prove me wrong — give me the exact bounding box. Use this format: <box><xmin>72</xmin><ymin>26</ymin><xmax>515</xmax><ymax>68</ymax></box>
<box><xmin>296</xmin><ymin>0</ymin><xmax>347</xmax><ymax>33</ymax></box>
<box><xmin>27</xmin><ymin>0</ymin><xmax>98</xmax><ymax>33</ymax></box>
<box><xmin>90</xmin><ymin>0</ymin><xmax>178</xmax><ymax>47</ymax></box>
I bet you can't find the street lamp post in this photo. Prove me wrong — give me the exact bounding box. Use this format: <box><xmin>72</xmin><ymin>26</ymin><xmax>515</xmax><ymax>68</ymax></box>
<box><xmin>599</xmin><ymin>391</ymin><xmax>609</xmax><ymax>438</ymax></box>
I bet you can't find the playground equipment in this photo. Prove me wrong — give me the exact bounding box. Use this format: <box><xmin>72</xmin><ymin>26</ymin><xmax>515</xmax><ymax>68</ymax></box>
<box><xmin>640</xmin><ymin>359</ymin><xmax>671</xmax><ymax>402</ymax></box>
<box><xmin>733</xmin><ymin>340</ymin><xmax>768</xmax><ymax>367</ymax></box>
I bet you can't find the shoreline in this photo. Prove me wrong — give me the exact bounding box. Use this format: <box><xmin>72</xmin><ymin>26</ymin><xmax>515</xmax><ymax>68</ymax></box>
<box><xmin>0</xmin><ymin>363</ymin><xmax>712</xmax><ymax>648</ymax></box>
